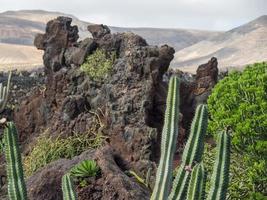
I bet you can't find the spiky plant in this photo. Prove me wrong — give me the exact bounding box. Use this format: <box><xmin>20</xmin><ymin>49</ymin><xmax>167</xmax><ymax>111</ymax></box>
<box><xmin>62</xmin><ymin>173</ymin><xmax>77</xmax><ymax>200</ymax></box>
<box><xmin>169</xmin><ymin>104</ymin><xmax>208</xmax><ymax>200</ymax></box>
<box><xmin>70</xmin><ymin>160</ymin><xmax>100</xmax><ymax>178</ymax></box>
<box><xmin>0</xmin><ymin>71</ymin><xmax>12</xmax><ymax>113</ymax></box>
<box><xmin>207</xmin><ymin>131</ymin><xmax>230</xmax><ymax>200</ymax></box>
<box><xmin>150</xmin><ymin>76</ymin><xmax>180</xmax><ymax>200</ymax></box>
<box><xmin>4</xmin><ymin>122</ymin><xmax>27</xmax><ymax>200</ymax></box>
<box><xmin>186</xmin><ymin>163</ymin><xmax>206</xmax><ymax>200</ymax></box>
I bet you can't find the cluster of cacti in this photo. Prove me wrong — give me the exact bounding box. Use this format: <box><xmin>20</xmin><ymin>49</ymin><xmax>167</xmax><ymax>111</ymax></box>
<box><xmin>0</xmin><ymin>71</ymin><xmax>12</xmax><ymax>113</ymax></box>
<box><xmin>4</xmin><ymin>122</ymin><xmax>27</xmax><ymax>200</ymax></box>
<box><xmin>151</xmin><ymin>76</ymin><xmax>231</xmax><ymax>200</ymax></box>
<box><xmin>62</xmin><ymin>173</ymin><xmax>77</xmax><ymax>200</ymax></box>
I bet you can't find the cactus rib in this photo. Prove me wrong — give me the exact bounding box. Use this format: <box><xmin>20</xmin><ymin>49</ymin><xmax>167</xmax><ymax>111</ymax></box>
<box><xmin>4</xmin><ymin>122</ymin><xmax>27</xmax><ymax>200</ymax></box>
<box><xmin>207</xmin><ymin>131</ymin><xmax>230</xmax><ymax>200</ymax></box>
<box><xmin>62</xmin><ymin>173</ymin><xmax>77</xmax><ymax>200</ymax></box>
<box><xmin>151</xmin><ymin>76</ymin><xmax>180</xmax><ymax>200</ymax></box>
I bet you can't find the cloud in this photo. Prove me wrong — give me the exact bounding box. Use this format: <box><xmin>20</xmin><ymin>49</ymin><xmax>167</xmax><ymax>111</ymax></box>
<box><xmin>0</xmin><ymin>0</ymin><xmax>266</xmax><ymax>30</ymax></box>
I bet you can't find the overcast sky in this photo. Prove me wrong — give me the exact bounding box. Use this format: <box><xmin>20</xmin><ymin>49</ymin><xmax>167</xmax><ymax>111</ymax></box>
<box><xmin>1</xmin><ymin>0</ymin><xmax>266</xmax><ymax>30</ymax></box>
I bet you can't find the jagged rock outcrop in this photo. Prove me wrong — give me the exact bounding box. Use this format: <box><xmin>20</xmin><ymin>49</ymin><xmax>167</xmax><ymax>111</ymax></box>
<box><xmin>9</xmin><ymin>17</ymin><xmax>218</xmax><ymax>200</ymax></box>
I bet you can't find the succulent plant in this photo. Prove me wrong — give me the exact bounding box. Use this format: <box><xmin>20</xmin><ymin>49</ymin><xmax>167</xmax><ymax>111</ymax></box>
<box><xmin>70</xmin><ymin>160</ymin><xmax>100</xmax><ymax>178</ymax></box>
<box><xmin>0</xmin><ymin>71</ymin><xmax>12</xmax><ymax>113</ymax></box>
<box><xmin>62</xmin><ymin>173</ymin><xmax>77</xmax><ymax>200</ymax></box>
<box><xmin>4</xmin><ymin>122</ymin><xmax>28</xmax><ymax>200</ymax></box>
<box><xmin>150</xmin><ymin>76</ymin><xmax>231</xmax><ymax>200</ymax></box>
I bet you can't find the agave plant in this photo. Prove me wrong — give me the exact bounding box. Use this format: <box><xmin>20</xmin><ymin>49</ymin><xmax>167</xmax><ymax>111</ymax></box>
<box><xmin>70</xmin><ymin>160</ymin><xmax>100</xmax><ymax>178</ymax></box>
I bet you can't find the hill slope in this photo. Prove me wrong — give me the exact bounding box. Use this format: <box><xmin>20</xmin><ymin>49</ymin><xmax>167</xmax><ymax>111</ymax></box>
<box><xmin>171</xmin><ymin>15</ymin><xmax>267</xmax><ymax>72</ymax></box>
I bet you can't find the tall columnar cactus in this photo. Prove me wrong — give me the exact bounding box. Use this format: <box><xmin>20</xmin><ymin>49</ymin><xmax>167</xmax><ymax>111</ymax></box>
<box><xmin>186</xmin><ymin>163</ymin><xmax>206</xmax><ymax>200</ymax></box>
<box><xmin>0</xmin><ymin>71</ymin><xmax>12</xmax><ymax>113</ymax></box>
<box><xmin>207</xmin><ymin>131</ymin><xmax>230</xmax><ymax>200</ymax></box>
<box><xmin>62</xmin><ymin>173</ymin><xmax>77</xmax><ymax>200</ymax></box>
<box><xmin>169</xmin><ymin>104</ymin><xmax>208</xmax><ymax>200</ymax></box>
<box><xmin>150</xmin><ymin>76</ymin><xmax>231</xmax><ymax>200</ymax></box>
<box><xmin>150</xmin><ymin>76</ymin><xmax>180</xmax><ymax>200</ymax></box>
<box><xmin>4</xmin><ymin>122</ymin><xmax>28</xmax><ymax>200</ymax></box>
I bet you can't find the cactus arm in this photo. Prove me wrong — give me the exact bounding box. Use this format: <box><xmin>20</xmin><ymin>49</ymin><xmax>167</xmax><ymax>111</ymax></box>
<box><xmin>0</xmin><ymin>71</ymin><xmax>12</xmax><ymax>113</ymax></box>
<box><xmin>151</xmin><ymin>76</ymin><xmax>180</xmax><ymax>200</ymax></box>
<box><xmin>182</xmin><ymin>104</ymin><xmax>208</xmax><ymax>165</ymax></box>
<box><xmin>62</xmin><ymin>173</ymin><xmax>77</xmax><ymax>200</ymax></box>
<box><xmin>4</xmin><ymin>122</ymin><xmax>27</xmax><ymax>200</ymax></box>
<box><xmin>186</xmin><ymin>163</ymin><xmax>206</xmax><ymax>200</ymax></box>
<box><xmin>169</xmin><ymin>104</ymin><xmax>208</xmax><ymax>200</ymax></box>
<box><xmin>207</xmin><ymin>131</ymin><xmax>231</xmax><ymax>200</ymax></box>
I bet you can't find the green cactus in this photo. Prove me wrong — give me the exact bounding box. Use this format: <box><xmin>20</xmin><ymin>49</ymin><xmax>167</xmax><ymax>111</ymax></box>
<box><xmin>207</xmin><ymin>131</ymin><xmax>230</xmax><ymax>200</ymax></box>
<box><xmin>62</xmin><ymin>173</ymin><xmax>77</xmax><ymax>200</ymax></box>
<box><xmin>0</xmin><ymin>71</ymin><xmax>12</xmax><ymax>113</ymax></box>
<box><xmin>150</xmin><ymin>76</ymin><xmax>230</xmax><ymax>200</ymax></box>
<box><xmin>150</xmin><ymin>76</ymin><xmax>180</xmax><ymax>200</ymax></box>
<box><xmin>169</xmin><ymin>104</ymin><xmax>208</xmax><ymax>200</ymax></box>
<box><xmin>186</xmin><ymin>163</ymin><xmax>206</xmax><ymax>200</ymax></box>
<box><xmin>4</xmin><ymin>122</ymin><xmax>27</xmax><ymax>200</ymax></box>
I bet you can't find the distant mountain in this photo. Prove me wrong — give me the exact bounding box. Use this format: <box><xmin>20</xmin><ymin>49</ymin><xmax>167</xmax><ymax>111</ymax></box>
<box><xmin>171</xmin><ymin>15</ymin><xmax>267</xmax><ymax>72</ymax></box>
<box><xmin>0</xmin><ymin>10</ymin><xmax>219</xmax><ymax>70</ymax></box>
<box><xmin>0</xmin><ymin>10</ymin><xmax>266</xmax><ymax>72</ymax></box>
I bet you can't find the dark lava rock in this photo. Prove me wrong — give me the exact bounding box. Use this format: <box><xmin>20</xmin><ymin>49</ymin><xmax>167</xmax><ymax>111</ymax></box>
<box><xmin>25</xmin><ymin>146</ymin><xmax>149</xmax><ymax>200</ymax></box>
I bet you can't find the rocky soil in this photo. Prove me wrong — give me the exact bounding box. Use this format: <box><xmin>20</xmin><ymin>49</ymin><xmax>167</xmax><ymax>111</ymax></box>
<box><xmin>0</xmin><ymin>16</ymin><xmax>218</xmax><ymax>200</ymax></box>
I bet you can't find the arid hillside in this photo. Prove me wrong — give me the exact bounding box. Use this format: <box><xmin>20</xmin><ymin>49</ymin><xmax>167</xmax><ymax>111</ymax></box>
<box><xmin>171</xmin><ymin>15</ymin><xmax>267</xmax><ymax>72</ymax></box>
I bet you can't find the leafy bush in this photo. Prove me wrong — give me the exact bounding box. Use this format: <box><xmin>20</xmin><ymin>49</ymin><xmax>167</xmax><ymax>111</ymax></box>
<box><xmin>81</xmin><ymin>49</ymin><xmax>115</xmax><ymax>81</ymax></box>
<box><xmin>23</xmin><ymin>132</ymin><xmax>105</xmax><ymax>177</ymax></box>
<box><xmin>70</xmin><ymin>160</ymin><xmax>100</xmax><ymax>178</ymax></box>
<box><xmin>207</xmin><ymin>62</ymin><xmax>267</xmax><ymax>197</ymax></box>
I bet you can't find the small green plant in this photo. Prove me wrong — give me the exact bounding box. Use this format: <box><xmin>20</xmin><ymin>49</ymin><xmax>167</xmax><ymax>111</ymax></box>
<box><xmin>23</xmin><ymin>131</ymin><xmax>105</xmax><ymax>177</ymax></box>
<box><xmin>151</xmin><ymin>76</ymin><xmax>231</xmax><ymax>200</ymax></box>
<box><xmin>70</xmin><ymin>160</ymin><xmax>100</xmax><ymax>178</ymax></box>
<box><xmin>81</xmin><ymin>49</ymin><xmax>115</xmax><ymax>81</ymax></box>
<box><xmin>4</xmin><ymin>122</ymin><xmax>28</xmax><ymax>199</ymax></box>
<box><xmin>0</xmin><ymin>71</ymin><xmax>12</xmax><ymax>113</ymax></box>
<box><xmin>62</xmin><ymin>173</ymin><xmax>77</xmax><ymax>200</ymax></box>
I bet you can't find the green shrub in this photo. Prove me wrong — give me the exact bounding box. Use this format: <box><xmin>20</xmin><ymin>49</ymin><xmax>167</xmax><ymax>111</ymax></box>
<box><xmin>207</xmin><ymin>62</ymin><xmax>267</xmax><ymax>198</ymax></box>
<box><xmin>81</xmin><ymin>49</ymin><xmax>115</xmax><ymax>81</ymax></box>
<box><xmin>23</xmin><ymin>131</ymin><xmax>105</xmax><ymax>177</ymax></box>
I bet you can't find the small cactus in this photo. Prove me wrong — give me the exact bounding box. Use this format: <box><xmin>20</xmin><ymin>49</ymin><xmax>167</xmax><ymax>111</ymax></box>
<box><xmin>0</xmin><ymin>71</ymin><xmax>12</xmax><ymax>113</ymax></box>
<box><xmin>4</xmin><ymin>122</ymin><xmax>27</xmax><ymax>200</ymax></box>
<box><xmin>207</xmin><ymin>131</ymin><xmax>230</xmax><ymax>200</ymax></box>
<box><xmin>62</xmin><ymin>173</ymin><xmax>77</xmax><ymax>200</ymax></box>
<box><xmin>186</xmin><ymin>163</ymin><xmax>206</xmax><ymax>200</ymax></box>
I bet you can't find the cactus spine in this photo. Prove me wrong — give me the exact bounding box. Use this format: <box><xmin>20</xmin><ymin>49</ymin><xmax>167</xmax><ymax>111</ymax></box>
<box><xmin>186</xmin><ymin>163</ymin><xmax>206</xmax><ymax>200</ymax></box>
<box><xmin>0</xmin><ymin>71</ymin><xmax>12</xmax><ymax>113</ymax></box>
<box><xmin>4</xmin><ymin>122</ymin><xmax>27</xmax><ymax>200</ymax></box>
<box><xmin>169</xmin><ymin>104</ymin><xmax>208</xmax><ymax>200</ymax></box>
<box><xmin>62</xmin><ymin>173</ymin><xmax>77</xmax><ymax>200</ymax></box>
<box><xmin>207</xmin><ymin>131</ymin><xmax>230</xmax><ymax>200</ymax></box>
<box><xmin>150</xmin><ymin>76</ymin><xmax>180</xmax><ymax>200</ymax></box>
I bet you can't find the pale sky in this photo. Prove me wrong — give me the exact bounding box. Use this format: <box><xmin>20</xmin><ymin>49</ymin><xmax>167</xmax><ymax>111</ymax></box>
<box><xmin>1</xmin><ymin>0</ymin><xmax>267</xmax><ymax>30</ymax></box>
